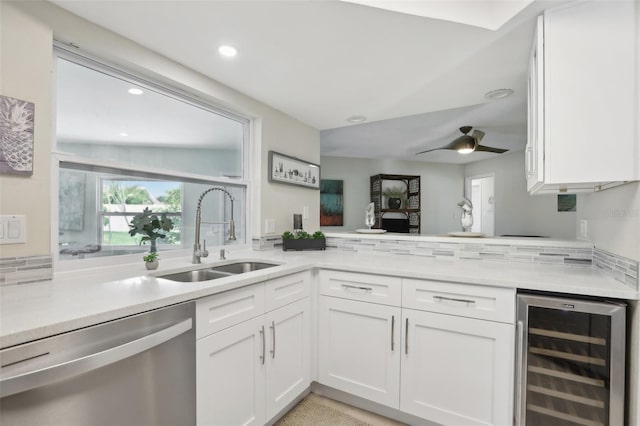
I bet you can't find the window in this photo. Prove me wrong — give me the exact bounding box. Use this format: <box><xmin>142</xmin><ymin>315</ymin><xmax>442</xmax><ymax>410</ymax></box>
<box><xmin>55</xmin><ymin>46</ymin><xmax>249</xmax><ymax>264</ymax></box>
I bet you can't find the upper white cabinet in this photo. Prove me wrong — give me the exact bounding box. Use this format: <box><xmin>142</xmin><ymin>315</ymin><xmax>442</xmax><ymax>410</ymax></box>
<box><xmin>527</xmin><ymin>1</ymin><xmax>638</xmax><ymax>194</ymax></box>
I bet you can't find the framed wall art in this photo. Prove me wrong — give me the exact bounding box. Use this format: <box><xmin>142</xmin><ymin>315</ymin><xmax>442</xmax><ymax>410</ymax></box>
<box><xmin>268</xmin><ymin>151</ymin><xmax>320</xmax><ymax>189</ymax></box>
<box><xmin>0</xmin><ymin>95</ymin><xmax>35</xmax><ymax>176</ymax></box>
<box><xmin>320</xmin><ymin>179</ymin><xmax>344</xmax><ymax>226</ymax></box>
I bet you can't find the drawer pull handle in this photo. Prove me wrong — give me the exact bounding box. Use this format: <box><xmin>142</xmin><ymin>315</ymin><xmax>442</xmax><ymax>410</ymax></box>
<box><xmin>341</xmin><ymin>284</ymin><xmax>373</xmax><ymax>292</ymax></box>
<box><xmin>405</xmin><ymin>318</ymin><xmax>409</xmax><ymax>355</ymax></box>
<box><xmin>433</xmin><ymin>295</ymin><xmax>476</xmax><ymax>304</ymax></box>
<box><xmin>259</xmin><ymin>325</ymin><xmax>265</xmax><ymax>365</ymax></box>
<box><xmin>270</xmin><ymin>321</ymin><xmax>276</xmax><ymax>359</ymax></box>
<box><xmin>391</xmin><ymin>315</ymin><xmax>395</xmax><ymax>351</ymax></box>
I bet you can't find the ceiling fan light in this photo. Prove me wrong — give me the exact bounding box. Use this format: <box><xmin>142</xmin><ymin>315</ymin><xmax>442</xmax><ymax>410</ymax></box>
<box><xmin>457</xmin><ymin>147</ymin><xmax>475</xmax><ymax>154</ymax></box>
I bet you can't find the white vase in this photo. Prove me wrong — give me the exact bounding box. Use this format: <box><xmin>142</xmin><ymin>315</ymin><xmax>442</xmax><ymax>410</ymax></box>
<box><xmin>145</xmin><ymin>260</ymin><xmax>159</xmax><ymax>270</ymax></box>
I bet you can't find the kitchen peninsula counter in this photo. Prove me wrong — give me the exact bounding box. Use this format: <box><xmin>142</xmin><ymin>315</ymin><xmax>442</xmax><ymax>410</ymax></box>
<box><xmin>1</xmin><ymin>244</ymin><xmax>637</xmax><ymax>349</ymax></box>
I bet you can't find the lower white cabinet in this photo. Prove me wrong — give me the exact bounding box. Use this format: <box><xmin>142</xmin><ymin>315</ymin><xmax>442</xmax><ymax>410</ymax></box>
<box><xmin>265</xmin><ymin>298</ymin><xmax>311</xmax><ymax>420</ymax></box>
<box><xmin>196</xmin><ymin>273</ymin><xmax>311</xmax><ymax>426</ymax></box>
<box><xmin>317</xmin><ymin>271</ymin><xmax>516</xmax><ymax>426</ymax></box>
<box><xmin>318</xmin><ymin>296</ymin><xmax>401</xmax><ymax>408</ymax></box>
<box><xmin>400</xmin><ymin>309</ymin><xmax>515</xmax><ymax>426</ymax></box>
<box><xmin>197</xmin><ymin>316</ymin><xmax>266</xmax><ymax>426</ymax></box>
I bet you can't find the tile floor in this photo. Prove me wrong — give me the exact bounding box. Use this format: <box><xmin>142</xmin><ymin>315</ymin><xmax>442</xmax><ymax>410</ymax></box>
<box><xmin>304</xmin><ymin>393</ymin><xmax>406</xmax><ymax>426</ymax></box>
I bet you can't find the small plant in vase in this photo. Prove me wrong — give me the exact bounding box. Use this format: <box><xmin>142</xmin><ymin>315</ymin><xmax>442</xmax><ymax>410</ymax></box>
<box><xmin>382</xmin><ymin>186</ymin><xmax>406</xmax><ymax>209</ymax></box>
<box><xmin>129</xmin><ymin>208</ymin><xmax>174</xmax><ymax>267</ymax></box>
<box><xmin>143</xmin><ymin>252</ymin><xmax>159</xmax><ymax>270</ymax></box>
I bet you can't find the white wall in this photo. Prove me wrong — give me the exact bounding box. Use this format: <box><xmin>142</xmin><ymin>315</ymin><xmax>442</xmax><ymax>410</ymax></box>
<box><xmin>464</xmin><ymin>151</ymin><xmax>577</xmax><ymax>239</ymax></box>
<box><xmin>0</xmin><ymin>1</ymin><xmax>320</xmax><ymax>260</ymax></box>
<box><xmin>0</xmin><ymin>3</ymin><xmax>53</xmax><ymax>258</ymax></box>
<box><xmin>576</xmin><ymin>182</ymin><xmax>640</xmax><ymax>261</ymax></box>
<box><xmin>320</xmin><ymin>156</ymin><xmax>464</xmax><ymax>234</ymax></box>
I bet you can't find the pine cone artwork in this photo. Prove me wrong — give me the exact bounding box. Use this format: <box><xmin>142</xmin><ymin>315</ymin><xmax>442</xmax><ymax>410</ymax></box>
<box><xmin>0</xmin><ymin>95</ymin><xmax>35</xmax><ymax>175</ymax></box>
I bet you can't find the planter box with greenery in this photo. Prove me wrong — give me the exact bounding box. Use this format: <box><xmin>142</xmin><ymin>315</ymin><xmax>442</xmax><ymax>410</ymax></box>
<box><xmin>282</xmin><ymin>231</ymin><xmax>326</xmax><ymax>251</ymax></box>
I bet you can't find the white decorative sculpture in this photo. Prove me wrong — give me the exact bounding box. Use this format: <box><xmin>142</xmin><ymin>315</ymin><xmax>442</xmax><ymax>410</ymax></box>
<box><xmin>457</xmin><ymin>198</ymin><xmax>474</xmax><ymax>232</ymax></box>
<box><xmin>365</xmin><ymin>202</ymin><xmax>375</xmax><ymax>229</ymax></box>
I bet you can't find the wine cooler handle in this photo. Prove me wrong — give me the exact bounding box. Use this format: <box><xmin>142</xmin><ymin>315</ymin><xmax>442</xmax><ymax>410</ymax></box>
<box><xmin>515</xmin><ymin>320</ymin><xmax>524</xmax><ymax>426</ymax></box>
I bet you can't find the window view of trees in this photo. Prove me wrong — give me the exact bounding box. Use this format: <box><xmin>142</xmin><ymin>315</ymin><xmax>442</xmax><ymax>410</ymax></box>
<box><xmin>102</xmin><ymin>180</ymin><xmax>182</xmax><ymax>246</ymax></box>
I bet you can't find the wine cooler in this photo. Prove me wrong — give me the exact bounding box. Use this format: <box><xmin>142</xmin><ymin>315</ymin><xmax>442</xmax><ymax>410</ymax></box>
<box><xmin>516</xmin><ymin>294</ymin><xmax>626</xmax><ymax>426</ymax></box>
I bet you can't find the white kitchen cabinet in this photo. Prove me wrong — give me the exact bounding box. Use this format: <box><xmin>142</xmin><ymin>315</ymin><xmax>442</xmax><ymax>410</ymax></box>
<box><xmin>265</xmin><ymin>298</ymin><xmax>311</xmax><ymax>420</ymax></box>
<box><xmin>400</xmin><ymin>309</ymin><xmax>514</xmax><ymax>426</ymax></box>
<box><xmin>196</xmin><ymin>316</ymin><xmax>266</xmax><ymax>426</ymax></box>
<box><xmin>196</xmin><ymin>272</ymin><xmax>311</xmax><ymax>426</ymax></box>
<box><xmin>318</xmin><ymin>296</ymin><xmax>401</xmax><ymax>408</ymax></box>
<box><xmin>527</xmin><ymin>1</ymin><xmax>638</xmax><ymax>194</ymax></box>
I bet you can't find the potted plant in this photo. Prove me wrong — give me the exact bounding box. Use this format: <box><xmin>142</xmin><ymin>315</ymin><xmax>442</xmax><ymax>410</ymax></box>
<box><xmin>128</xmin><ymin>207</ymin><xmax>174</xmax><ymax>254</ymax></box>
<box><xmin>383</xmin><ymin>186</ymin><xmax>406</xmax><ymax>209</ymax></box>
<box><xmin>143</xmin><ymin>251</ymin><xmax>159</xmax><ymax>270</ymax></box>
<box><xmin>282</xmin><ymin>230</ymin><xmax>326</xmax><ymax>251</ymax></box>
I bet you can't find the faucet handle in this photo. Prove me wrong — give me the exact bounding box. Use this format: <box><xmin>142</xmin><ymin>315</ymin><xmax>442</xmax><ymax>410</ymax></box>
<box><xmin>202</xmin><ymin>240</ymin><xmax>209</xmax><ymax>258</ymax></box>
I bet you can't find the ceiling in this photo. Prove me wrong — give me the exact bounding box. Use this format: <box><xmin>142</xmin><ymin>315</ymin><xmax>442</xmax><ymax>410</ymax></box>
<box><xmin>51</xmin><ymin>0</ymin><xmax>563</xmax><ymax>163</ymax></box>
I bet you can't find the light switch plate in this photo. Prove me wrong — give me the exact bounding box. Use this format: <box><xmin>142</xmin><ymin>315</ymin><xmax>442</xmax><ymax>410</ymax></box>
<box><xmin>265</xmin><ymin>218</ymin><xmax>276</xmax><ymax>234</ymax></box>
<box><xmin>0</xmin><ymin>215</ymin><xmax>26</xmax><ymax>244</ymax></box>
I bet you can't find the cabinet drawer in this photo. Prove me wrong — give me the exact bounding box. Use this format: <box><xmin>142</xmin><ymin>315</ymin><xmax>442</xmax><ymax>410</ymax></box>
<box><xmin>319</xmin><ymin>270</ymin><xmax>401</xmax><ymax>306</ymax></box>
<box><xmin>265</xmin><ymin>271</ymin><xmax>311</xmax><ymax>312</ymax></box>
<box><xmin>196</xmin><ymin>284</ymin><xmax>265</xmax><ymax>339</ymax></box>
<box><xmin>402</xmin><ymin>279</ymin><xmax>515</xmax><ymax>323</ymax></box>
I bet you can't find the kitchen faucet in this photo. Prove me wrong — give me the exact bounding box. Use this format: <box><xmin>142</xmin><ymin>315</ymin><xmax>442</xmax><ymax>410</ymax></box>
<box><xmin>193</xmin><ymin>187</ymin><xmax>236</xmax><ymax>264</ymax></box>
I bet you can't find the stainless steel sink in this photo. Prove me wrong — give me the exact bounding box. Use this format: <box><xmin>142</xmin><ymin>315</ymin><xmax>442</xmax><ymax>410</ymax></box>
<box><xmin>157</xmin><ymin>262</ymin><xmax>278</xmax><ymax>283</ymax></box>
<box><xmin>210</xmin><ymin>262</ymin><xmax>278</xmax><ymax>274</ymax></box>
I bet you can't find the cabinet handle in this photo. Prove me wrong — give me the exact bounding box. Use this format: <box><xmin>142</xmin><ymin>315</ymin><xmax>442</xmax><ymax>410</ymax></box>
<box><xmin>270</xmin><ymin>320</ymin><xmax>276</xmax><ymax>359</ymax></box>
<box><xmin>341</xmin><ymin>284</ymin><xmax>373</xmax><ymax>292</ymax></box>
<box><xmin>515</xmin><ymin>320</ymin><xmax>525</xmax><ymax>426</ymax></box>
<box><xmin>433</xmin><ymin>295</ymin><xmax>476</xmax><ymax>304</ymax></box>
<box><xmin>259</xmin><ymin>325</ymin><xmax>265</xmax><ymax>365</ymax></box>
<box><xmin>525</xmin><ymin>147</ymin><xmax>533</xmax><ymax>175</ymax></box>
<box><xmin>405</xmin><ymin>318</ymin><xmax>409</xmax><ymax>355</ymax></box>
<box><xmin>391</xmin><ymin>315</ymin><xmax>395</xmax><ymax>351</ymax></box>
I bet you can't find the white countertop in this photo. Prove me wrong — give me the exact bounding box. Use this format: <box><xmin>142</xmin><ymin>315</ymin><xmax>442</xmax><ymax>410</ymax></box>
<box><xmin>1</xmin><ymin>248</ymin><xmax>637</xmax><ymax>349</ymax></box>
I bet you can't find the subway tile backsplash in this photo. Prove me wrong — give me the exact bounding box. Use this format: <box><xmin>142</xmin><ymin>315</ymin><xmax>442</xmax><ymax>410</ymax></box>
<box><xmin>0</xmin><ymin>255</ymin><xmax>53</xmax><ymax>286</ymax></box>
<box><xmin>325</xmin><ymin>236</ymin><xmax>639</xmax><ymax>290</ymax></box>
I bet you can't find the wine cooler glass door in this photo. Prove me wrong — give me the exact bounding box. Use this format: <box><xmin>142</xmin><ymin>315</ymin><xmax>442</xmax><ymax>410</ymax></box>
<box><xmin>517</xmin><ymin>295</ymin><xmax>625</xmax><ymax>426</ymax></box>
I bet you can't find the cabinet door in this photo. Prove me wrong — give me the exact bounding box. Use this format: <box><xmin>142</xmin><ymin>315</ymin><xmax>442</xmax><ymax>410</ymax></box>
<box><xmin>526</xmin><ymin>15</ymin><xmax>544</xmax><ymax>193</ymax></box>
<box><xmin>318</xmin><ymin>296</ymin><xmax>401</xmax><ymax>408</ymax></box>
<box><xmin>264</xmin><ymin>298</ymin><xmax>311</xmax><ymax>419</ymax></box>
<box><xmin>400</xmin><ymin>309</ymin><xmax>514</xmax><ymax>426</ymax></box>
<box><xmin>197</xmin><ymin>316</ymin><xmax>266</xmax><ymax>426</ymax></box>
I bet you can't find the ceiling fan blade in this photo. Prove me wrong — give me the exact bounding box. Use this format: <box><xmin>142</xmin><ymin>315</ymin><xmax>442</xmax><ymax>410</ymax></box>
<box><xmin>471</xmin><ymin>130</ymin><xmax>485</xmax><ymax>143</ymax></box>
<box><xmin>416</xmin><ymin>139</ymin><xmax>459</xmax><ymax>155</ymax></box>
<box><xmin>475</xmin><ymin>144</ymin><xmax>508</xmax><ymax>154</ymax></box>
<box><xmin>415</xmin><ymin>146</ymin><xmax>455</xmax><ymax>155</ymax></box>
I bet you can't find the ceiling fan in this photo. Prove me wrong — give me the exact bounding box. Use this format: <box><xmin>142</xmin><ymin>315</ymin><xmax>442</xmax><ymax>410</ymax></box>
<box><xmin>416</xmin><ymin>126</ymin><xmax>509</xmax><ymax>155</ymax></box>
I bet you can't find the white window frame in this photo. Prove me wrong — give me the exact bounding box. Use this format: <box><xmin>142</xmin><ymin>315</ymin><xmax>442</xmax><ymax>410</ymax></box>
<box><xmin>52</xmin><ymin>44</ymin><xmax>252</xmax><ymax>271</ymax></box>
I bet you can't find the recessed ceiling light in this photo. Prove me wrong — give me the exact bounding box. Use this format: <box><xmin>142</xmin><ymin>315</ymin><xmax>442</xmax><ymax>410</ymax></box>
<box><xmin>346</xmin><ymin>115</ymin><xmax>367</xmax><ymax>124</ymax></box>
<box><xmin>119</xmin><ymin>132</ymin><xmax>129</xmax><ymax>137</ymax></box>
<box><xmin>218</xmin><ymin>45</ymin><xmax>238</xmax><ymax>58</ymax></box>
<box><xmin>484</xmin><ymin>88</ymin><xmax>514</xmax><ymax>100</ymax></box>
<box><xmin>128</xmin><ymin>88</ymin><xmax>143</xmax><ymax>95</ymax></box>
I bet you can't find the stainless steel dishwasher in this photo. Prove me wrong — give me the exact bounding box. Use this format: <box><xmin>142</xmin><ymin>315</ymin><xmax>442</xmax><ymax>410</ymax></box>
<box><xmin>0</xmin><ymin>301</ymin><xmax>195</xmax><ymax>426</ymax></box>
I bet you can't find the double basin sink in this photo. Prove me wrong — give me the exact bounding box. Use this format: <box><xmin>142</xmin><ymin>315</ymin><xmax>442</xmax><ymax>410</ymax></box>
<box><xmin>158</xmin><ymin>261</ymin><xmax>278</xmax><ymax>283</ymax></box>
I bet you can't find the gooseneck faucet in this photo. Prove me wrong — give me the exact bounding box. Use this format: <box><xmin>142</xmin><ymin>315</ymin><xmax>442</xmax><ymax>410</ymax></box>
<box><xmin>193</xmin><ymin>187</ymin><xmax>236</xmax><ymax>264</ymax></box>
